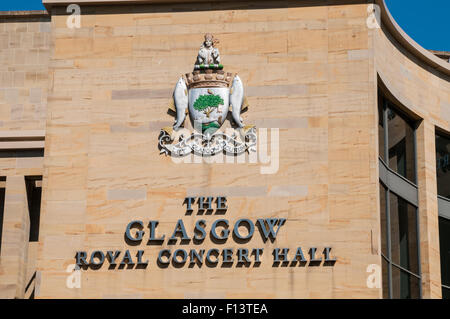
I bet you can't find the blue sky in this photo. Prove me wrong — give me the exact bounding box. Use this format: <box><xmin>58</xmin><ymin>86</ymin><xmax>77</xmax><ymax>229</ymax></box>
<box><xmin>0</xmin><ymin>0</ymin><xmax>448</xmax><ymax>51</ymax></box>
<box><xmin>385</xmin><ymin>0</ymin><xmax>449</xmax><ymax>51</ymax></box>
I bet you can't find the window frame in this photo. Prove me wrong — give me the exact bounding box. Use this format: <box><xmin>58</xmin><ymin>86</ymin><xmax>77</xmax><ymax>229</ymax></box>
<box><xmin>0</xmin><ymin>176</ymin><xmax>5</xmax><ymax>256</ymax></box>
<box><xmin>378</xmin><ymin>93</ymin><xmax>422</xmax><ymax>299</ymax></box>
<box><xmin>435</xmin><ymin>129</ymin><xmax>450</xmax><ymax>298</ymax></box>
<box><xmin>436</xmin><ymin>131</ymin><xmax>450</xmax><ymax>201</ymax></box>
<box><xmin>379</xmin><ymin>183</ymin><xmax>422</xmax><ymax>299</ymax></box>
<box><xmin>379</xmin><ymin>96</ymin><xmax>418</xmax><ymax>184</ymax></box>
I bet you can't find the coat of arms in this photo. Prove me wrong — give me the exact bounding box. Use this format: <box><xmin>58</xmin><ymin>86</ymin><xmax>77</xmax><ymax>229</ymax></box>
<box><xmin>159</xmin><ymin>34</ymin><xmax>256</xmax><ymax>157</ymax></box>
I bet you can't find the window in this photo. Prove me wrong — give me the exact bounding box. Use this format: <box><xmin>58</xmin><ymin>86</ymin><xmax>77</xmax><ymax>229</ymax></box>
<box><xmin>25</xmin><ymin>176</ymin><xmax>42</xmax><ymax>242</ymax></box>
<box><xmin>436</xmin><ymin>131</ymin><xmax>450</xmax><ymax>298</ymax></box>
<box><xmin>380</xmin><ymin>184</ymin><xmax>421</xmax><ymax>298</ymax></box>
<box><xmin>0</xmin><ymin>177</ymin><xmax>5</xmax><ymax>254</ymax></box>
<box><xmin>439</xmin><ymin>217</ymin><xmax>450</xmax><ymax>299</ymax></box>
<box><xmin>378</xmin><ymin>91</ymin><xmax>420</xmax><ymax>299</ymax></box>
<box><xmin>378</xmin><ymin>95</ymin><xmax>416</xmax><ymax>183</ymax></box>
<box><xmin>436</xmin><ymin>133</ymin><xmax>450</xmax><ymax>199</ymax></box>
<box><xmin>378</xmin><ymin>94</ymin><xmax>386</xmax><ymax>163</ymax></box>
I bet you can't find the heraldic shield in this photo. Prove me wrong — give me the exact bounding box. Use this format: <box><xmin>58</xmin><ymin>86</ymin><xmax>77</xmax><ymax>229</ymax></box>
<box><xmin>159</xmin><ymin>34</ymin><xmax>256</xmax><ymax>157</ymax></box>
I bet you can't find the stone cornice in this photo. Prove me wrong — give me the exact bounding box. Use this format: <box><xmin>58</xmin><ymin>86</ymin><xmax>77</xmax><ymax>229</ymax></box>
<box><xmin>41</xmin><ymin>0</ymin><xmax>450</xmax><ymax>77</ymax></box>
<box><xmin>375</xmin><ymin>0</ymin><xmax>450</xmax><ymax>76</ymax></box>
<box><xmin>0</xmin><ymin>10</ymin><xmax>49</xmax><ymax>18</ymax></box>
<box><xmin>42</xmin><ymin>0</ymin><xmax>217</xmax><ymax>8</ymax></box>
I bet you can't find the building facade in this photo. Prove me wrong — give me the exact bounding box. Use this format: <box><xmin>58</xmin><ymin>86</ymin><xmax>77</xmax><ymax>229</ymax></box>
<box><xmin>0</xmin><ymin>0</ymin><xmax>449</xmax><ymax>299</ymax></box>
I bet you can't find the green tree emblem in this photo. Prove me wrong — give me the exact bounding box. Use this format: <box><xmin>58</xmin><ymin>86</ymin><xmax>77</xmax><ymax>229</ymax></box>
<box><xmin>193</xmin><ymin>92</ymin><xmax>224</xmax><ymax>118</ymax></box>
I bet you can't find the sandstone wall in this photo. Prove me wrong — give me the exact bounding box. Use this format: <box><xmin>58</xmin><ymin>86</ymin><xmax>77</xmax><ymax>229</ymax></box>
<box><xmin>37</xmin><ymin>2</ymin><xmax>382</xmax><ymax>298</ymax></box>
<box><xmin>373</xmin><ymin>16</ymin><xmax>450</xmax><ymax>298</ymax></box>
<box><xmin>0</xmin><ymin>12</ymin><xmax>50</xmax><ymax>132</ymax></box>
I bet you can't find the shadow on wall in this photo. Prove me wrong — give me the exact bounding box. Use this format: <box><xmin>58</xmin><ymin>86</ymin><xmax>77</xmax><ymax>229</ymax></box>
<box><xmin>50</xmin><ymin>0</ymin><xmax>370</xmax><ymax>16</ymax></box>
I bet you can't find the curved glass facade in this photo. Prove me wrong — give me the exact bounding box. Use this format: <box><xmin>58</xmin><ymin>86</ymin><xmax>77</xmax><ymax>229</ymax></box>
<box><xmin>378</xmin><ymin>92</ymin><xmax>421</xmax><ymax>299</ymax></box>
<box><xmin>437</xmin><ymin>134</ymin><xmax>450</xmax><ymax>199</ymax></box>
<box><xmin>383</xmin><ymin>99</ymin><xmax>416</xmax><ymax>184</ymax></box>
<box><xmin>439</xmin><ymin>217</ymin><xmax>450</xmax><ymax>299</ymax></box>
<box><xmin>437</xmin><ymin>132</ymin><xmax>450</xmax><ymax>298</ymax></box>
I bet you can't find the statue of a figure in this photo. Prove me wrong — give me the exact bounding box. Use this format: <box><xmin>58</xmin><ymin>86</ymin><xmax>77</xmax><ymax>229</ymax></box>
<box><xmin>196</xmin><ymin>33</ymin><xmax>220</xmax><ymax>66</ymax></box>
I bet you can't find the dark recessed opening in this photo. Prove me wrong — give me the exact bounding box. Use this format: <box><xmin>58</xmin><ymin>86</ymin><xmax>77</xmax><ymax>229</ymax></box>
<box><xmin>25</xmin><ymin>176</ymin><xmax>42</xmax><ymax>242</ymax></box>
<box><xmin>0</xmin><ymin>176</ymin><xmax>5</xmax><ymax>255</ymax></box>
<box><xmin>0</xmin><ymin>149</ymin><xmax>44</xmax><ymax>158</ymax></box>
